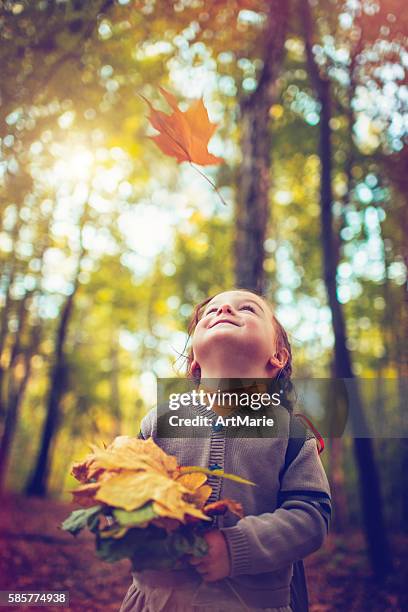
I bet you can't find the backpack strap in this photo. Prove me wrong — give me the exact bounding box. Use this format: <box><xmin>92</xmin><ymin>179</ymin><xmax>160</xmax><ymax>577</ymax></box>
<box><xmin>293</xmin><ymin>413</ymin><xmax>325</xmax><ymax>454</ymax></box>
<box><xmin>278</xmin><ymin>412</ymin><xmax>309</xmax><ymax>501</ymax></box>
<box><xmin>285</xmin><ymin>412</ymin><xmax>325</xmax><ymax>471</ymax></box>
<box><xmin>279</xmin><ymin>413</ymin><xmax>330</xmax><ymax>531</ymax></box>
<box><xmin>282</xmin><ymin>413</ymin><xmax>310</xmax><ymax>612</ymax></box>
<box><xmin>291</xmin><ymin>560</ymin><xmax>309</xmax><ymax>612</ymax></box>
<box><xmin>281</xmin><ymin>412</ymin><xmax>330</xmax><ymax>612</ymax></box>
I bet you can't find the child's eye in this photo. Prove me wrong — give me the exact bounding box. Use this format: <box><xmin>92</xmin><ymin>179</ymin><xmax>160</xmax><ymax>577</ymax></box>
<box><xmin>205</xmin><ymin>307</ymin><xmax>218</xmax><ymax>316</ymax></box>
<box><xmin>240</xmin><ymin>304</ymin><xmax>255</xmax><ymax>312</ymax></box>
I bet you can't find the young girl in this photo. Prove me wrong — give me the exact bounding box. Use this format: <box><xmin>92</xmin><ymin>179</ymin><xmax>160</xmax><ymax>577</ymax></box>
<box><xmin>120</xmin><ymin>289</ymin><xmax>331</xmax><ymax>612</ymax></box>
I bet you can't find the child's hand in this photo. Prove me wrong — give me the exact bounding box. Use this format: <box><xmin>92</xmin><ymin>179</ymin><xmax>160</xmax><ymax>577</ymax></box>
<box><xmin>188</xmin><ymin>529</ymin><xmax>231</xmax><ymax>582</ymax></box>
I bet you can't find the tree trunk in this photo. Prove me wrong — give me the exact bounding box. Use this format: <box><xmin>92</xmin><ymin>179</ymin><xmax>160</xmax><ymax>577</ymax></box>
<box><xmin>0</xmin><ymin>213</ymin><xmax>53</xmax><ymax>493</ymax></box>
<box><xmin>300</xmin><ymin>0</ymin><xmax>392</xmax><ymax>577</ymax></box>
<box><xmin>0</xmin><ymin>230</ymin><xmax>21</xmax><ymax>421</ymax></box>
<box><xmin>401</xmin><ymin>438</ymin><xmax>408</xmax><ymax>533</ymax></box>
<box><xmin>110</xmin><ymin>330</ymin><xmax>122</xmax><ymax>438</ymax></box>
<box><xmin>328</xmin><ymin>438</ymin><xmax>348</xmax><ymax>532</ymax></box>
<box><xmin>235</xmin><ymin>0</ymin><xmax>289</xmax><ymax>292</ymax></box>
<box><xmin>382</xmin><ymin>150</ymin><xmax>408</xmax><ymax>375</ymax></box>
<box><xmin>25</xmin><ymin>246</ymin><xmax>84</xmax><ymax>497</ymax></box>
<box><xmin>326</xmin><ymin>361</ymin><xmax>348</xmax><ymax>531</ymax></box>
<box><xmin>0</xmin><ymin>323</ymin><xmax>41</xmax><ymax>493</ymax></box>
<box><xmin>399</xmin><ymin>371</ymin><xmax>408</xmax><ymax>532</ymax></box>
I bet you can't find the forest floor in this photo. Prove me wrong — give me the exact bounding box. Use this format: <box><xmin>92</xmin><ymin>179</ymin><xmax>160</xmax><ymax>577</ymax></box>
<box><xmin>0</xmin><ymin>492</ymin><xmax>406</xmax><ymax>612</ymax></box>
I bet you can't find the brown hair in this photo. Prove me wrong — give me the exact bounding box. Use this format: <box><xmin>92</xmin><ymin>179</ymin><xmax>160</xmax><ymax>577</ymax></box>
<box><xmin>183</xmin><ymin>288</ymin><xmax>293</xmax><ymax>386</ymax></box>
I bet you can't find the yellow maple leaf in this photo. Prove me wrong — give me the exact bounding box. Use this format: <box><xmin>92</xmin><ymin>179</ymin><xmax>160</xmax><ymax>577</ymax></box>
<box><xmin>69</xmin><ymin>436</ymin><xmax>243</xmax><ymax>528</ymax></box>
<box><xmin>204</xmin><ymin>499</ymin><xmax>244</xmax><ymax>519</ymax></box>
<box><xmin>188</xmin><ymin>484</ymin><xmax>213</xmax><ymax>508</ymax></box>
<box><xmin>153</xmin><ymin>499</ymin><xmax>210</xmax><ymax>523</ymax></box>
<box><xmin>94</xmin><ymin>471</ymin><xmax>187</xmax><ymax>512</ymax></box>
<box><xmin>176</xmin><ymin>472</ymin><xmax>207</xmax><ymax>491</ymax></box>
<box><xmin>70</xmin><ymin>482</ymin><xmax>100</xmax><ymax>508</ymax></box>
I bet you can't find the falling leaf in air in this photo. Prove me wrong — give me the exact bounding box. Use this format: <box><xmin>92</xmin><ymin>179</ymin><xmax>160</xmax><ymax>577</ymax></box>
<box><xmin>141</xmin><ymin>87</ymin><xmax>227</xmax><ymax>205</ymax></box>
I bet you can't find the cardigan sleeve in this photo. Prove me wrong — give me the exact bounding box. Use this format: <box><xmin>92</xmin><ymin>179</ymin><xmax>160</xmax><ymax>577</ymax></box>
<box><xmin>219</xmin><ymin>437</ymin><xmax>332</xmax><ymax>577</ymax></box>
<box><xmin>138</xmin><ymin>408</ymin><xmax>157</xmax><ymax>439</ymax></box>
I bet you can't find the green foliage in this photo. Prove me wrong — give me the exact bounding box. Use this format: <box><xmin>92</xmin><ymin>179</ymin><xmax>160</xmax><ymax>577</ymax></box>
<box><xmin>61</xmin><ymin>503</ymin><xmax>208</xmax><ymax>569</ymax></box>
<box><xmin>61</xmin><ymin>505</ymin><xmax>103</xmax><ymax>536</ymax></box>
<box><xmin>113</xmin><ymin>503</ymin><xmax>158</xmax><ymax>527</ymax></box>
<box><xmin>95</xmin><ymin>523</ymin><xmax>208</xmax><ymax>570</ymax></box>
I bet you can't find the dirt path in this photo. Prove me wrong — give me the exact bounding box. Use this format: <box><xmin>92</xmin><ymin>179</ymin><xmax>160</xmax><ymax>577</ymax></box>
<box><xmin>0</xmin><ymin>493</ymin><xmax>406</xmax><ymax>611</ymax></box>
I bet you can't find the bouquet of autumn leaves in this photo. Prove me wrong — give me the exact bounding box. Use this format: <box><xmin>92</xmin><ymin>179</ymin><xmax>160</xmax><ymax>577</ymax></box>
<box><xmin>61</xmin><ymin>435</ymin><xmax>253</xmax><ymax>571</ymax></box>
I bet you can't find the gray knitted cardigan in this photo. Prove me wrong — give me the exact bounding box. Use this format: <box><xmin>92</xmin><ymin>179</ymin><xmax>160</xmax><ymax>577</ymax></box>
<box><xmin>134</xmin><ymin>400</ymin><xmax>332</xmax><ymax>609</ymax></box>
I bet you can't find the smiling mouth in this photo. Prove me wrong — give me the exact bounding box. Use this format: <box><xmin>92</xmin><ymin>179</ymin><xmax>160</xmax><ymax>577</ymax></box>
<box><xmin>210</xmin><ymin>319</ymin><xmax>240</xmax><ymax>328</ymax></box>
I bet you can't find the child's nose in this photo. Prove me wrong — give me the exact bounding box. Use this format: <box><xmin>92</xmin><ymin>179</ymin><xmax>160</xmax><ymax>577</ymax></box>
<box><xmin>217</xmin><ymin>303</ymin><xmax>234</xmax><ymax>315</ymax></box>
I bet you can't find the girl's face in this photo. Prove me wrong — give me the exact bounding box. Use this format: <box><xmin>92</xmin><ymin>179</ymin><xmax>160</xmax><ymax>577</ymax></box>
<box><xmin>191</xmin><ymin>290</ymin><xmax>279</xmax><ymax>376</ymax></box>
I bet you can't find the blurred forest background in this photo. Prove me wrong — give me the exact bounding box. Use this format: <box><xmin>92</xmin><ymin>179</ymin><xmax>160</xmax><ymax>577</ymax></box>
<box><xmin>0</xmin><ymin>0</ymin><xmax>407</xmax><ymax>605</ymax></box>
